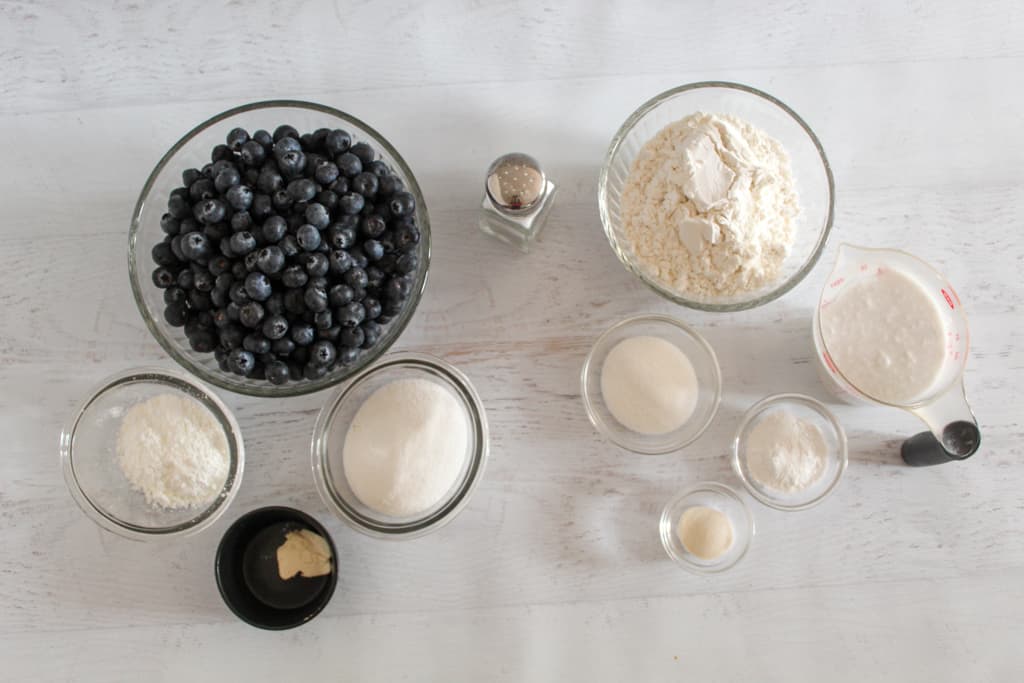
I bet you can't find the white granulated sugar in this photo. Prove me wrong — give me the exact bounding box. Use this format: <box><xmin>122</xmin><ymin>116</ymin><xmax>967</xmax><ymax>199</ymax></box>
<box><xmin>621</xmin><ymin>112</ymin><xmax>800</xmax><ymax>298</ymax></box>
<box><xmin>343</xmin><ymin>378</ymin><xmax>469</xmax><ymax>518</ymax></box>
<box><xmin>116</xmin><ymin>393</ymin><xmax>230</xmax><ymax>509</ymax></box>
<box><xmin>746</xmin><ymin>410</ymin><xmax>827</xmax><ymax>492</ymax></box>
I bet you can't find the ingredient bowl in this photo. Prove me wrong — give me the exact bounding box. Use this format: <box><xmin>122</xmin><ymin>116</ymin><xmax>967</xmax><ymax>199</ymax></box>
<box><xmin>581</xmin><ymin>314</ymin><xmax>721</xmax><ymax>454</ymax></box>
<box><xmin>215</xmin><ymin>506</ymin><xmax>338</xmax><ymax>630</ymax></box>
<box><xmin>311</xmin><ymin>352</ymin><xmax>489</xmax><ymax>539</ymax></box>
<box><xmin>660</xmin><ymin>482</ymin><xmax>754</xmax><ymax>574</ymax></box>
<box><xmin>128</xmin><ymin>100</ymin><xmax>431</xmax><ymax>397</ymax></box>
<box><xmin>732</xmin><ymin>393</ymin><xmax>847</xmax><ymax>510</ymax></box>
<box><xmin>60</xmin><ymin>367</ymin><xmax>244</xmax><ymax>540</ymax></box>
<box><xmin>598</xmin><ymin>81</ymin><xmax>834</xmax><ymax>311</ymax></box>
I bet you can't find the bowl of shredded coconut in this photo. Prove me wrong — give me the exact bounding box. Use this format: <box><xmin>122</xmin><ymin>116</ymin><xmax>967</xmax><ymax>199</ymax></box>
<box><xmin>599</xmin><ymin>82</ymin><xmax>834</xmax><ymax>311</ymax></box>
<box><xmin>61</xmin><ymin>367</ymin><xmax>244</xmax><ymax>540</ymax></box>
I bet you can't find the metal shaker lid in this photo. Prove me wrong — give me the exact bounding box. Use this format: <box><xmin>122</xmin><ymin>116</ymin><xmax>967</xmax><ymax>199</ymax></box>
<box><xmin>485</xmin><ymin>153</ymin><xmax>546</xmax><ymax>213</ymax></box>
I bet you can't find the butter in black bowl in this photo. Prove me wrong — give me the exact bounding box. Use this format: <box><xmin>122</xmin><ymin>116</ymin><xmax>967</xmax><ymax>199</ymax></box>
<box><xmin>215</xmin><ymin>506</ymin><xmax>337</xmax><ymax>629</ymax></box>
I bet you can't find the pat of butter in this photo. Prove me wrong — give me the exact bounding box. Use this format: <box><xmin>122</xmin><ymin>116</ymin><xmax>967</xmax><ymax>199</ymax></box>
<box><xmin>276</xmin><ymin>529</ymin><xmax>333</xmax><ymax>580</ymax></box>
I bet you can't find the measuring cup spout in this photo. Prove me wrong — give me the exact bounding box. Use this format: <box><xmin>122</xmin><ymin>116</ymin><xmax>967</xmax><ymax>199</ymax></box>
<box><xmin>902</xmin><ymin>381</ymin><xmax>981</xmax><ymax>466</ymax></box>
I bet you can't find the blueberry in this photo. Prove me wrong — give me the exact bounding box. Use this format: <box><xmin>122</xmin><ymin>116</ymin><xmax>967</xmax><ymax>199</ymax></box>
<box><xmin>304</xmin><ymin>363</ymin><xmax>328</xmax><ymax>380</ymax></box>
<box><xmin>211</xmin><ymin>144</ymin><xmax>233</xmax><ymax>162</ymax></box>
<box><xmin>240</xmin><ymin>140</ymin><xmax>266</xmax><ymax>167</ymax></box>
<box><xmin>363</xmin><ymin>239</ymin><xmax>384</xmax><ymax>262</ymax></box>
<box><xmin>243</xmin><ymin>333</ymin><xmax>271</xmax><ymax>354</ymax></box>
<box><xmin>176</xmin><ymin>268</ymin><xmax>195</xmax><ymax>290</ymax></box>
<box><xmin>248</xmin><ymin>129</ymin><xmax>270</xmax><ymax>147</ymax></box>
<box><xmin>203</xmin><ymin>221</ymin><xmax>230</xmax><ymax>241</ymax></box>
<box><xmin>180</xmin><ymin>232</ymin><xmax>212</xmax><ymax>261</ymax></box>
<box><xmin>152</xmin><ymin>267</ymin><xmax>175</xmax><ymax>288</ymax></box>
<box><xmin>394</xmin><ymin>222</ymin><xmax>421</xmax><ymax>250</ymax></box>
<box><xmin>389</xmin><ymin>192</ymin><xmax>416</xmax><ymax>218</ymax></box>
<box><xmin>336</xmin><ymin>152</ymin><xmax>362</xmax><ymax>178</ymax></box>
<box><xmin>304</xmin><ymin>285</ymin><xmax>328</xmax><ymax>312</ymax></box>
<box><xmin>226</xmin><ymin>302</ymin><xmax>242</xmax><ymax>322</ymax></box>
<box><xmin>152</xmin><ymin>242</ymin><xmax>178</xmax><ymax>266</ymax></box>
<box><xmin>339</xmin><ymin>325</ymin><xmax>365</xmax><ymax>349</ymax></box>
<box><xmin>264</xmin><ymin>291</ymin><xmax>284</xmax><ymax>315</ymax></box>
<box><xmin>360</xmin><ymin>214</ymin><xmax>387</xmax><ymax>239</ymax></box>
<box><xmin>214</xmin><ymin>272</ymin><xmax>233</xmax><ymax>290</ymax></box>
<box><xmin>299</xmin><ymin>132</ymin><xmax>315</xmax><ymax>150</ymax></box>
<box><xmin>290</xmin><ymin>323</ymin><xmax>315</xmax><ymax>346</ymax></box>
<box><xmin>318</xmin><ymin>324</ymin><xmax>341</xmax><ymax>341</ymax></box>
<box><xmin>211</xmin><ymin>159</ymin><xmax>236</xmax><ymax>178</ymax></box>
<box><xmin>305</xmin><ymin>203</ymin><xmax>330</xmax><ymax>229</ymax></box>
<box><xmin>383</xmin><ymin>298</ymin><xmax>404</xmax><ymax>316</ymax></box>
<box><xmin>261</xmin><ymin>215</ymin><xmax>287</xmax><ymax>243</ymax></box>
<box><xmin>272</xmin><ymin>189</ymin><xmax>293</xmax><ymax>212</ymax></box>
<box><xmin>261</xmin><ymin>314</ymin><xmax>289</xmax><ymax>340</ymax></box>
<box><xmin>164</xmin><ymin>303</ymin><xmax>188</xmax><ymax>327</ymax></box>
<box><xmin>387</xmin><ymin>275</ymin><xmax>413</xmax><ymax>301</ymax></box>
<box><xmin>229</xmin><ymin>282</ymin><xmax>250</xmax><ymax>305</ymax></box>
<box><xmin>284</xmin><ymin>288</ymin><xmax>306</xmax><ymax>315</ymax></box>
<box><xmin>296</xmin><ymin>224</ymin><xmax>321</xmax><ymax>251</ymax></box>
<box><xmin>189</xmin><ymin>329</ymin><xmax>217</xmax><ymax>353</ymax></box>
<box><xmin>312</xmin><ymin>128</ymin><xmax>331</xmax><ymax>150</ymax></box>
<box><xmin>227</xmin><ymin>348</ymin><xmax>256</xmax><ymax>376</ymax></box>
<box><xmin>194</xmin><ymin>198</ymin><xmax>227</xmax><ymax>225</ymax></box>
<box><xmin>231</xmin><ymin>261</ymin><xmax>248</xmax><ymax>280</ymax></box>
<box><xmin>229</xmin><ymin>231</ymin><xmax>257</xmax><ymax>256</ymax></box>
<box><xmin>265</xmin><ymin>361</ymin><xmax>290</xmax><ymax>385</ymax></box>
<box><xmin>363</xmin><ymin>297</ymin><xmax>382</xmax><ymax>320</ymax></box>
<box><xmin>211</xmin><ymin>288</ymin><xmax>229</xmax><ymax>308</ymax></box>
<box><xmin>167</xmin><ymin>193</ymin><xmax>192</xmax><ymax>220</ymax></box>
<box><xmin>284</xmin><ymin>179</ymin><xmax>314</xmax><ymax>204</ymax></box>
<box><xmin>309</xmin><ymin>340</ymin><xmax>336</xmax><ymax>367</ymax></box>
<box><xmin>281</xmin><ymin>264</ymin><xmax>308</xmax><ymax>288</ymax></box>
<box><xmin>257</xmin><ymin>166</ymin><xmax>284</xmax><ymax>193</ymax></box>
<box><xmin>336</xmin><ymin>301</ymin><xmax>366</xmax><ymax>327</ymax></box>
<box><xmin>279</xmin><ymin>234</ymin><xmax>300</xmax><ymax>258</ymax></box>
<box><xmin>339</xmin><ymin>192</ymin><xmax>365</xmax><ymax>215</ymax></box>
<box><xmin>396</xmin><ymin>252</ymin><xmax>418</xmax><ymax>274</ymax></box>
<box><xmin>160</xmin><ymin>213</ymin><xmax>181</xmax><ymax>236</ymax></box>
<box><xmin>349</xmin><ymin>248</ymin><xmax>368</xmax><ymax>270</ymax></box>
<box><xmin>360</xmin><ymin>321</ymin><xmax>382</xmax><ymax>348</ymax></box>
<box><xmin>329</xmin><ymin>176</ymin><xmax>349</xmax><ymax>195</ymax></box>
<box><xmin>277</xmin><ymin>150</ymin><xmax>306</xmax><ymax>178</ymax></box>
<box><xmin>273</xmin><ymin>124</ymin><xmax>299</xmax><ymax>142</ymax></box>
<box><xmin>271</xmin><ymin>337</ymin><xmax>295</xmax><ymax>356</ymax></box>
<box><xmin>256</xmin><ymin>245</ymin><xmax>285</xmax><ymax>275</ymax></box>
<box><xmin>315</xmin><ymin>309</ymin><xmax>333</xmax><ymax>330</ymax></box>
<box><xmin>219</xmin><ymin>323</ymin><xmax>245</xmax><ymax>349</ymax></box>
<box><xmin>351</xmin><ymin>172</ymin><xmax>379</xmax><ymax>198</ymax></box>
<box><xmin>251</xmin><ymin>193</ymin><xmax>273</xmax><ymax>220</ymax></box>
<box><xmin>214</xmin><ymin>167</ymin><xmax>241</xmax><ymax>194</ymax></box>
<box><xmin>343</xmin><ymin>267</ymin><xmax>368</xmax><ymax>290</ymax></box>
<box><xmin>211</xmin><ymin>307</ymin><xmax>231</xmax><ymax>327</ymax></box>
<box><xmin>303</xmin><ymin>252</ymin><xmax>329</xmax><ymax>277</ymax></box>
<box><xmin>350</xmin><ymin>142</ymin><xmax>375</xmax><ymax>165</ymax></box>
<box><xmin>315</xmin><ymin>191</ymin><xmax>337</xmax><ymax>214</ymax></box>
<box><xmin>193</xmin><ymin>270</ymin><xmax>215</xmax><ymax>292</ymax></box>
<box><xmin>243</xmin><ymin>168</ymin><xmax>260</xmax><ymax>186</ymax></box>
<box><xmin>313</xmin><ymin>158</ymin><xmax>340</xmax><ymax>185</ymax></box>
<box><xmin>182</xmin><ymin>168</ymin><xmax>202</xmax><ymax>186</ymax></box>
<box><xmin>164</xmin><ymin>286</ymin><xmax>186</xmax><ymax>306</ymax></box>
<box><xmin>327</xmin><ymin>221</ymin><xmax>357</xmax><ymax>250</ymax></box>
<box><xmin>325</xmin><ymin>129</ymin><xmax>352</xmax><ymax>156</ymax></box>
<box><xmin>244</xmin><ymin>272</ymin><xmax>272</xmax><ymax>301</ymax></box>
<box><xmin>224</xmin><ymin>184</ymin><xmax>252</xmax><ymax>211</ymax></box>
<box><xmin>188</xmin><ymin>289</ymin><xmax>212</xmax><ymax>311</ymax></box>
<box><xmin>239</xmin><ymin>301</ymin><xmax>265</xmax><ymax>328</ymax></box>
<box><xmin>379</xmin><ymin>175</ymin><xmax>405</xmax><ymax>198</ymax></box>
<box><xmin>223</xmin><ymin>127</ymin><xmax>249</xmax><ymax>151</ymax></box>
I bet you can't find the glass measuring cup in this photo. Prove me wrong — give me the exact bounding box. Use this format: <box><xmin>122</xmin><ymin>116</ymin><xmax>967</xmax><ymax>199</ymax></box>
<box><xmin>812</xmin><ymin>244</ymin><xmax>980</xmax><ymax>466</ymax></box>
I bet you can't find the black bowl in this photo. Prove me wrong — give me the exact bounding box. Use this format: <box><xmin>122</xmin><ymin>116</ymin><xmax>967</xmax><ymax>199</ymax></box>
<box><xmin>215</xmin><ymin>506</ymin><xmax>338</xmax><ymax>630</ymax></box>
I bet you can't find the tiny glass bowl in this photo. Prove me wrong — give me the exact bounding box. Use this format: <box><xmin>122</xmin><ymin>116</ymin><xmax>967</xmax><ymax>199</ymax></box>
<box><xmin>731</xmin><ymin>393</ymin><xmax>847</xmax><ymax>511</ymax></box>
<box><xmin>311</xmin><ymin>352</ymin><xmax>489</xmax><ymax>539</ymax></box>
<box><xmin>60</xmin><ymin>367</ymin><xmax>244</xmax><ymax>541</ymax></box>
<box><xmin>660</xmin><ymin>482</ymin><xmax>754</xmax><ymax>574</ymax></box>
<box><xmin>128</xmin><ymin>100</ymin><xmax>431</xmax><ymax>397</ymax></box>
<box><xmin>598</xmin><ymin>81</ymin><xmax>834</xmax><ymax>311</ymax></box>
<box><xmin>581</xmin><ymin>314</ymin><xmax>722</xmax><ymax>454</ymax></box>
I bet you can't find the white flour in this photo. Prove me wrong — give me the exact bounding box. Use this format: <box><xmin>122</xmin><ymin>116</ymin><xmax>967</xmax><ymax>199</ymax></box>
<box><xmin>746</xmin><ymin>410</ymin><xmax>827</xmax><ymax>492</ymax></box>
<box><xmin>621</xmin><ymin>112</ymin><xmax>800</xmax><ymax>298</ymax></box>
<box><xmin>117</xmin><ymin>393</ymin><xmax>230</xmax><ymax>509</ymax></box>
<box><xmin>343</xmin><ymin>378</ymin><xmax>469</xmax><ymax>517</ymax></box>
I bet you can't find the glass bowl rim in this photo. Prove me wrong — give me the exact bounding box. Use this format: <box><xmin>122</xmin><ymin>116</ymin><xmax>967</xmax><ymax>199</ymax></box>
<box><xmin>597</xmin><ymin>80</ymin><xmax>836</xmax><ymax>312</ymax></box>
<box><xmin>59</xmin><ymin>366</ymin><xmax>245</xmax><ymax>541</ymax></box>
<box><xmin>311</xmin><ymin>351</ymin><xmax>489</xmax><ymax>539</ymax></box>
<box><xmin>659</xmin><ymin>481</ymin><xmax>755</xmax><ymax>574</ymax></box>
<box><xmin>581</xmin><ymin>313</ymin><xmax>723</xmax><ymax>454</ymax></box>
<box><xmin>730</xmin><ymin>392</ymin><xmax>848</xmax><ymax>511</ymax></box>
<box><xmin>128</xmin><ymin>99</ymin><xmax>431</xmax><ymax>397</ymax></box>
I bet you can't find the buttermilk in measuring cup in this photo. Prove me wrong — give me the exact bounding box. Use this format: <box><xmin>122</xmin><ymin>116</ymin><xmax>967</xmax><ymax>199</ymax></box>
<box><xmin>819</xmin><ymin>268</ymin><xmax>945</xmax><ymax>404</ymax></box>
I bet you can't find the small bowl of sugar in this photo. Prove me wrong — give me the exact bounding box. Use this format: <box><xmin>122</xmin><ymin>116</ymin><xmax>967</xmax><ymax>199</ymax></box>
<box><xmin>60</xmin><ymin>367</ymin><xmax>244</xmax><ymax>540</ymax></box>
<box><xmin>731</xmin><ymin>393</ymin><xmax>847</xmax><ymax>511</ymax></box>
<box><xmin>581</xmin><ymin>314</ymin><xmax>722</xmax><ymax>454</ymax></box>
<box><xmin>311</xmin><ymin>352</ymin><xmax>489</xmax><ymax>539</ymax></box>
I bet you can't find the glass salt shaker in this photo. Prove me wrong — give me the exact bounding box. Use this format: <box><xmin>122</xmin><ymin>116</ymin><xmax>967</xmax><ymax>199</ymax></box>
<box><xmin>478</xmin><ymin>153</ymin><xmax>557</xmax><ymax>253</ymax></box>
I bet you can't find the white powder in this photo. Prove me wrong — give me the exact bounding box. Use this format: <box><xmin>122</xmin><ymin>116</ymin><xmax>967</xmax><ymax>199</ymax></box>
<box><xmin>746</xmin><ymin>410</ymin><xmax>827</xmax><ymax>492</ymax></box>
<box><xmin>343</xmin><ymin>378</ymin><xmax>470</xmax><ymax>517</ymax></box>
<box><xmin>117</xmin><ymin>393</ymin><xmax>230</xmax><ymax>509</ymax></box>
<box><xmin>621</xmin><ymin>112</ymin><xmax>800</xmax><ymax>299</ymax></box>
<box><xmin>600</xmin><ymin>335</ymin><xmax>698</xmax><ymax>434</ymax></box>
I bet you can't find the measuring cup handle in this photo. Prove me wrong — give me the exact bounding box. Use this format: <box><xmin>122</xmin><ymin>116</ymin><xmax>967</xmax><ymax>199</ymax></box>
<box><xmin>901</xmin><ymin>422</ymin><xmax>981</xmax><ymax>466</ymax></box>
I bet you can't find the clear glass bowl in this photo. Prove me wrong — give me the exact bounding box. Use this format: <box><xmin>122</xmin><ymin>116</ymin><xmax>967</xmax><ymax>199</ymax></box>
<box><xmin>660</xmin><ymin>482</ymin><xmax>754</xmax><ymax>574</ymax></box>
<box><xmin>311</xmin><ymin>353</ymin><xmax>489</xmax><ymax>539</ymax></box>
<box><xmin>581</xmin><ymin>314</ymin><xmax>722</xmax><ymax>454</ymax></box>
<box><xmin>128</xmin><ymin>100</ymin><xmax>431</xmax><ymax>397</ymax></box>
<box><xmin>598</xmin><ymin>81</ymin><xmax>834</xmax><ymax>311</ymax></box>
<box><xmin>731</xmin><ymin>393</ymin><xmax>847</xmax><ymax>511</ymax></box>
<box><xmin>60</xmin><ymin>367</ymin><xmax>244</xmax><ymax>541</ymax></box>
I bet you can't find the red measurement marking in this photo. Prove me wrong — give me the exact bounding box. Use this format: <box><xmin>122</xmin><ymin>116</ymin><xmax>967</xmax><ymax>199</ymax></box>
<box><xmin>830</xmin><ymin>277</ymin><xmax>845</xmax><ymax>288</ymax></box>
<box><xmin>824</xmin><ymin>352</ymin><xmax>838</xmax><ymax>373</ymax></box>
<box><xmin>941</xmin><ymin>289</ymin><xmax>954</xmax><ymax>309</ymax></box>
<box><xmin>859</xmin><ymin>264</ymin><xmax>868</xmax><ymax>272</ymax></box>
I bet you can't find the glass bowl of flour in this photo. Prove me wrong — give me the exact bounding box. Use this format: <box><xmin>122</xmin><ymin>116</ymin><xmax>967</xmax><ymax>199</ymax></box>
<box><xmin>60</xmin><ymin>367</ymin><xmax>244</xmax><ymax>540</ymax></box>
<box><xmin>599</xmin><ymin>81</ymin><xmax>834</xmax><ymax>311</ymax></box>
<box><xmin>311</xmin><ymin>353</ymin><xmax>489</xmax><ymax>539</ymax></box>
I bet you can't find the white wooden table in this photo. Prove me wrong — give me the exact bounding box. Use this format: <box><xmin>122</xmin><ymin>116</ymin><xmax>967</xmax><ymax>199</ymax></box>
<box><xmin>2</xmin><ymin>2</ymin><xmax>1022</xmax><ymax>680</ymax></box>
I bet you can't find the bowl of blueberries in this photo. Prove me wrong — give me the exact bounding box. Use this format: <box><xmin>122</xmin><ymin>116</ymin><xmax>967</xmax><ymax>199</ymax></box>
<box><xmin>129</xmin><ymin>100</ymin><xmax>430</xmax><ymax>396</ymax></box>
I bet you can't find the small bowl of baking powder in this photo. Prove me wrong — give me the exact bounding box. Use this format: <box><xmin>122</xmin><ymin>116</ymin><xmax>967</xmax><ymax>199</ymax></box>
<box><xmin>732</xmin><ymin>393</ymin><xmax>847</xmax><ymax>511</ymax></box>
<box><xmin>60</xmin><ymin>367</ymin><xmax>244</xmax><ymax>540</ymax></box>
